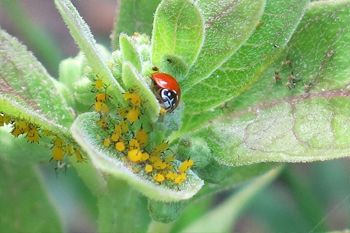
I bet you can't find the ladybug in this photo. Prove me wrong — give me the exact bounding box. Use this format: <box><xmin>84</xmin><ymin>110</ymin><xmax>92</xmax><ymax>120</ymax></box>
<box><xmin>151</xmin><ymin>72</ymin><xmax>181</xmax><ymax>112</ymax></box>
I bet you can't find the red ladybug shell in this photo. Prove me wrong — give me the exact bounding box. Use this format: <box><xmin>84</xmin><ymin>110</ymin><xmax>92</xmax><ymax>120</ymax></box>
<box><xmin>151</xmin><ymin>73</ymin><xmax>181</xmax><ymax>112</ymax></box>
<box><xmin>151</xmin><ymin>73</ymin><xmax>181</xmax><ymax>95</ymax></box>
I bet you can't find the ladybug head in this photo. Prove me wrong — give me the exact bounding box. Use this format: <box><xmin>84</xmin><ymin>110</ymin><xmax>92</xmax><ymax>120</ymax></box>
<box><xmin>158</xmin><ymin>89</ymin><xmax>178</xmax><ymax>112</ymax></box>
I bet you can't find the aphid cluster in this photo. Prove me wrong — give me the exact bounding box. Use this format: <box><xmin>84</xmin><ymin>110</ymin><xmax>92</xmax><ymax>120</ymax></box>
<box><xmin>273</xmin><ymin>60</ymin><xmax>313</xmax><ymax>91</ymax></box>
<box><xmin>91</xmin><ymin>77</ymin><xmax>193</xmax><ymax>185</ymax></box>
<box><xmin>0</xmin><ymin>112</ymin><xmax>84</xmax><ymax>174</ymax></box>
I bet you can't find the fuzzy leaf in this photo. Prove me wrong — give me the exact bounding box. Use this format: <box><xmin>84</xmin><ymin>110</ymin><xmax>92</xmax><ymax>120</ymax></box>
<box><xmin>54</xmin><ymin>0</ymin><xmax>125</xmax><ymax>105</ymax></box>
<box><xmin>151</xmin><ymin>0</ymin><xmax>205</xmax><ymax>72</ymax></box>
<box><xmin>181</xmin><ymin>0</ymin><xmax>266</xmax><ymax>90</ymax></box>
<box><xmin>182</xmin><ymin>0</ymin><xmax>309</xmax><ymax>113</ymax></box>
<box><xmin>0</xmin><ymin>159</ymin><xmax>63</xmax><ymax>232</ymax></box>
<box><xmin>120</xmin><ymin>35</ymin><xmax>142</xmax><ymax>72</ymax></box>
<box><xmin>177</xmin><ymin>0</ymin><xmax>310</xmax><ymax>136</ymax></box>
<box><xmin>196</xmin><ymin>1</ymin><xmax>350</xmax><ymax>166</ymax></box>
<box><xmin>71</xmin><ymin>113</ymin><xmax>203</xmax><ymax>201</ymax></box>
<box><xmin>111</xmin><ymin>0</ymin><xmax>161</xmax><ymax>50</ymax></box>
<box><xmin>0</xmin><ymin>29</ymin><xmax>73</xmax><ymax>137</ymax></box>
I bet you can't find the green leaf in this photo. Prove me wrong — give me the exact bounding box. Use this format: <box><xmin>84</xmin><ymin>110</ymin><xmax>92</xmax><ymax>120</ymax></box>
<box><xmin>71</xmin><ymin>112</ymin><xmax>204</xmax><ymax>201</ymax></box>
<box><xmin>182</xmin><ymin>0</ymin><xmax>309</xmax><ymax>114</ymax></box>
<box><xmin>181</xmin><ymin>0</ymin><xmax>266</xmax><ymax>90</ymax></box>
<box><xmin>120</xmin><ymin>34</ymin><xmax>142</xmax><ymax>72</ymax></box>
<box><xmin>54</xmin><ymin>0</ymin><xmax>125</xmax><ymax>105</ymax></box>
<box><xmin>151</xmin><ymin>0</ymin><xmax>204</xmax><ymax>71</ymax></box>
<box><xmin>180</xmin><ymin>166</ymin><xmax>282</xmax><ymax>232</ymax></box>
<box><xmin>0</xmin><ymin>29</ymin><xmax>74</xmax><ymax>136</ymax></box>
<box><xmin>198</xmin><ymin>1</ymin><xmax>350</xmax><ymax>166</ymax></box>
<box><xmin>122</xmin><ymin>62</ymin><xmax>161</xmax><ymax>122</ymax></box>
<box><xmin>0</xmin><ymin>159</ymin><xmax>63</xmax><ymax>232</ymax></box>
<box><xmin>111</xmin><ymin>0</ymin><xmax>161</xmax><ymax>50</ymax></box>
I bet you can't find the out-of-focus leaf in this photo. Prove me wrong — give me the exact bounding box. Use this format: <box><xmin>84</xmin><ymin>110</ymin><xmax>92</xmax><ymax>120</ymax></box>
<box><xmin>0</xmin><ymin>159</ymin><xmax>63</xmax><ymax>232</ymax></box>
<box><xmin>180</xmin><ymin>166</ymin><xmax>283</xmax><ymax>232</ymax></box>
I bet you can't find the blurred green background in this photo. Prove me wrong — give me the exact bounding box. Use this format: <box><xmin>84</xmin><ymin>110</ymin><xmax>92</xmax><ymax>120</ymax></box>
<box><xmin>0</xmin><ymin>1</ymin><xmax>349</xmax><ymax>232</ymax></box>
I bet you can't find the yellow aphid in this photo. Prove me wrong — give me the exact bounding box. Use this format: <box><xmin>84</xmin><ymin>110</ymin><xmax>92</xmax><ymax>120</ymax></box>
<box><xmin>114</xmin><ymin>124</ymin><xmax>122</xmax><ymax>136</ymax></box>
<box><xmin>145</xmin><ymin>164</ymin><xmax>153</xmax><ymax>173</ymax></box>
<box><xmin>166</xmin><ymin>164</ymin><xmax>173</xmax><ymax>170</ymax></box>
<box><xmin>74</xmin><ymin>149</ymin><xmax>85</xmax><ymax>163</ymax></box>
<box><xmin>160</xmin><ymin>108</ymin><xmax>167</xmax><ymax>115</ymax></box>
<box><xmin>129</xmin><ymin>139</ymin><xmax>140</xmax><ymax>150</ymax></box>
<box><xmin>115</xmin><ymin>141</ymin><xmax>125</xmax><ymax>152</ymax></box>
<box><xmin>94</xmin><ymin>102</ymin><xmax>110</xmax><ymax>114</ymax></box>
<box><xmin>121</xmin><ymin>157</ymin><xmax>128</xmax><ymax>162</ymax></box>
<box><xmin>95</xmin><ymin>93</ymin><xmax>111</xmax><ymax>102</ymax></box>
<box><xmin>164</xmin><ymin>157</ymin><xmax>175</xmax><ymax>163</ymax></box>
<box><xmin>153</xmin><ymin>141</ymin><xmax>168</xmax><ymax>153</ymax></box>
<box><xmin>52</xmin><ymin>146</ymin><xmax>64</xmax><ymax>161</ymax></box>
<box><xmin>54</xmin><ymin>137</ymin><xmax>65</xmax><ymax>148</ymax></box>
<box><xmin>42</xmin><ymin>130</ymin><xmax>52</xmax><ymax>136</ymax></box>
<box><xmin>17</xmin><ymin>121</ymin><xmax>29</xmax><ymax>133</ymax></box>
<box><xmin>120</xmin><ymin>120</ymin><xmax>128</xmax><ymax>134</ymax></box>
<box><xmin>0</xmin><ymin>115</ymin><xmax>4</xmax><ymax>126</ymax></box>
<box><xmin>141</xmin><ymin>152</ymin><xmax>149</xmax><ymax>161</ymax></box>
<box><xmin>11</xmin><ymin>128</ymin><xmax>22</xmax><ymax>137</ymax></box>
<box><xmin>148</xmin><ymin>156</ymin><xmax>159</xmax><ymax>163</ymax></box>
<box><xmin>126</xmin><ymin>107</ymin><xmax>140</xmax><ymax>123</ymax></box>
<box><xmin>128</xmin><ymin>149</ymin><xmax>142</xmax><ymax>163</ymax></box>
<box><xmin>66</xmin><ymin>145</ymin><xmax>74</xmax><ymax>155</ymax></box>
<box><xmin>136</xmin><ymin>128</ymin><xmax>147</xmax><ymax>148</ymax></box>
<box><xmin>107</xmin><ymin>62</ymin><xmax>114</xmax><ymax>68</ymax></box>
<box><xmin>150</xmin><ymin>151</ymin><xmax>161</xmax><ymax>158</ymax></box>
<box><xmin>95</xmin><ymin>78</ymin><xmax>104</xmax><ymax>90</ymax></box>
<box><xmin>124</xmin><ymin>92</ymin><xmax>141</xmax><ymax>106</ymax></box>
<box><xmin>178</xmin><ymin>159</ymin><xmax>194</xmax><ymax>173</ymax></box>
<box><xmin>27</xmin><ymin>127</ymin><xmax>40</xmax><ymax>143</ymax></box>
<box><xmin>153</xmin><ymin>159</ymin><xmax>167</xmax><ymax>170</ymax></box>
<box><xmin>166</xmin><ymin>172</ymin><xmax>177</xmax><ymax>180</ymax></box>
<box><xmin>98</xmin><ymin>118</ymin><xmax>108</xmax><ymax>129</ymax></box>
<box><xmin>174</xmin><ymin>173</ymin><xmax>187</xmax><ymax>184</ymax></box>
<box><xmin>111</xmin><ymin>133</ymin><xmax>120</xmax><ymax>142</ymax></box>
<box><xmin>153</xmin><ymin>173</ymin><xmax>165</xmax><ymax>183</ymax></box>
<box><xmin>0</xmin><ymin>114</ymin><xmax>11</xmax><ymax>126</ymax></box>
<box><xmin>118</xmin><ymin>107</ymin><xmax>130</xmax><ymax>118</ymax></box>
<box><xmin>104</xmin><ymin>137</ymin><xmax>111</xmax><ymax>147</ymax></box>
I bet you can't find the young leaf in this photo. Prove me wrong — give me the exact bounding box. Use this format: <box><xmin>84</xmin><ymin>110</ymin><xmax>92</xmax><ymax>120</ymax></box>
<box><xmin>182</xmin><ymin>0</ymin><xmax>309</xmax><ymax>114</ymax></box>
<box><xmin>54</xmin><ymin>0</ymin><xmax>125</xmax><ymax>105</ymax></box>
<box><xmin>197</xmin><ymin>1</ymin><xmax>350</xmax><ymax>166</ymax></box>
<box><xmin>151</xmin><ymin>0</ymin><xmax>205</xmax><ymax>71</ymax></box>
<box><xmin>181</xmin><ymin>0</ymin><xmax>266</xmax><ymax>90</ymax></box>
<box><xmin>120</xmin><ymin>34</ymin><xmax>142</xmax><ymax>72</ymax></box>
<box><xmin>71</xmin><ymin>113</ymin><xmax>204</xmax><ymax>201</ymax></box>
<box><xmin>0</xmin><ymin>29</ymin><xmax>74</xmax><ymax>137</ymax></box>
<box><xmin>0</xmin><ymin>159</ymin><xmax>63</xmax><ymax>232</ymax></box>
